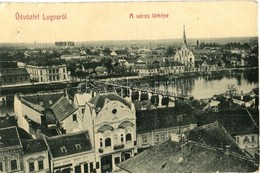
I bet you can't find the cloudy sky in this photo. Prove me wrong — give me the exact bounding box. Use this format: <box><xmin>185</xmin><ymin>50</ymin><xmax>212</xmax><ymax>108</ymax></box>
<box><xmin>0</xmin><ymin>1</ymin><xmax>257</xmax><ymax>43</ymax></box>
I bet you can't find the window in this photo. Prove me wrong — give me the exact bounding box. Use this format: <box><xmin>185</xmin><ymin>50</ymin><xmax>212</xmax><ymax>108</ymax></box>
<box><xmin>75</xmin><ymin>144</ymin><xmax>81</xmax><ymax>150</ymax></box>
<box><xmin>251</xmin><ymin>136</ymin><xmax>255</xmax><ymax>142</ymax></box>
<box><xmin>161</xmin><ymin>133</ymin><xmax>166</xmax><ymax>141</ymax></box>
<box><xmin>60</xmin><ymin>147</ymin><xmax>67</xmax><ymax>153</ymax></box>
<box><xmin>53</xmin><ymin>69</ymin><xmax>55</xmax><ymax>73</ymax></box>
<box><xmin>142</xmin><ymin>136</ymin><xmax>148</xmax><ymax>144</ymax></box>
<box><xmin>81</xmin><ymin>108</ymin><xmax>85</xmax><ymax>114</ymax></box>
<box><xmin>56</xmin><ymin>69</ymin><xmax>59</xmax><ymax>73</ymax></box>
<box><xmin>73</xmin><ymin>114</ymin><xmax>77</xmax><ymax>122</ymax></box>
<box><xmin>29</xmin><ymin>162</ymin><xmax>34</xmax><ymax>172</ymax></box>
<box><xmin>96</xmin><ymin>162</ymin><xmax>99</xmax><ymax>169</ymax></box>
<box><xmin>244</xmin><ymin>136</ymin><xmax>249</xmax><ymax>143</ymax></box>
<box><xmin>155</xmin><ymin>134</ymin><xmax>160</xmax><ymax>143</ymax></box>
<box><xmin>11</xmin><ymin>160</ymin><xmax>17</xmax><ymax>171</ymax></box>
<box><xmin>105</xmin><ymin>138</ymin><xmax>111</xmax><ymax>147</ymax></box>
<box><xmin>0</xmin><ymin>162</ymin><xmax>3</xmax><ymax>171</ymax></box>
<box><xmin>64</xmin><ymin>75</ymin><xmax>66</xmax><ymax>79</ymax></box>
<box><xmin>115</xmin><ymin>157</ymin><xmax>120</xmax><ymax>164</ymax></box>
<box><xmin>236</xmin><ymin>137</ymin><xmax>239</xmax><ymax>144</ymax></box>
<box><xmin>84</xmin><ymin>163</ymin><xmax>88</xmax><ymax>173</ymax></box>
<box><xmin>40</xmin><ymin>70</ymin><xmax>42</xmax><ymax>75</ymax></box>
<box><xmin>25</xmin><ymin>76</ymin><xmax>28</xmax><ymax>80</ymax></box>
<box><xmin>38</xmin><ymin>160</ymin><xmax>44</xmax><ymax>170</ymax></box>
<box><xmin>121</xmin><ymin>134</ymin><xmax>124</xmax><ymax>143</ymax></box>
<box><xmin>126</xmin><ymin>133</ymin><xmax>132</xmax><ymax>142</ymax></box>
<box><xmin>49</xmin><ymin>69</ymin><xmax>51</xmax><ymax>74</ymax></box>
<box><xmin>112</xmin><ymin>109</ymin><xmax>117</xmax><ymax>114</ymax></box>
<box><xmin>89</xmin><ymin>162</ymin><xmax>93</xmax><ymax>172</ymax></box>
<box><xmin>63</xmin><ymin>68</ymin><xmax>65</xmax><ymax>73</ymax></box>
<box><xmin>100</xmin><ymin>138</ymin><xmax>103</xmax><ymax>148</ymax></box>
<box><xmin>20</xmin><ymin>76</ymin><xmax>22</xmax><ymax>81</ymax></box>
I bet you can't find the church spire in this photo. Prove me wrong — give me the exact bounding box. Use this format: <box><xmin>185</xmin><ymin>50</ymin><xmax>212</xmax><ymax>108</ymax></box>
<box><xmin>183</xmin><ymin>25</ymin><xmax>187</xmax><ymax>45</ymax></box>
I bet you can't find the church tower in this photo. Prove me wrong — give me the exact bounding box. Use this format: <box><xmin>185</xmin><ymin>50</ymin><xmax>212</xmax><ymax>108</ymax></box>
<box><xmin>173</xmin><ymin>25</ymin><xmax>195</xmax><ymax>68</ymax></box>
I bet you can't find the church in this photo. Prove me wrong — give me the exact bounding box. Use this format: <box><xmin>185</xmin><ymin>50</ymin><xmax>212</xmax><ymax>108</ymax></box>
<box><xmin>174</xmin><ymin>25</ymin><xmax>195</xmax><ymax>67</ymax></box>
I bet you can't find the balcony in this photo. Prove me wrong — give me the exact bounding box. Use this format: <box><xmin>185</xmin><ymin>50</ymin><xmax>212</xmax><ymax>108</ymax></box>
<box><xmin>114</xmin><ymin>144</ymin><xmax>125</xmax><ymax>150</ymax></box>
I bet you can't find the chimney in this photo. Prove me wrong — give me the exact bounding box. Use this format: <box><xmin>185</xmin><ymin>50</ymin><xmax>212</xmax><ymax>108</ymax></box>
<box><xmin>37</xmin><ymin>93</ymin><xmax>40</xmax><ymax>105</ymax></box>
<box><xmin>63</xmin><ymin>88</ymin><xmax>68</xmax><ymax>97</ymax></box>
<box><xmin>225</xmin><ymin>145</ymin><xmax>231</xmax><ymax>155</ymax></box>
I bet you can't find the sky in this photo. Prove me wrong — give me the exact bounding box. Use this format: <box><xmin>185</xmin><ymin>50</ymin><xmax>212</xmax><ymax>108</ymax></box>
<box><xmin>0</xmin><ymin>1</ymin><xmax>258</xmax><ymax>43</ymax></box>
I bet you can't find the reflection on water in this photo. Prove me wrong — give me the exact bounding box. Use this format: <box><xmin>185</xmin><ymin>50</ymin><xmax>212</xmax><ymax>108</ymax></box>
<box><xmin>157</xmin><ymin>72</ymin><xmax>258</xmax><ymax>99</ymax></box>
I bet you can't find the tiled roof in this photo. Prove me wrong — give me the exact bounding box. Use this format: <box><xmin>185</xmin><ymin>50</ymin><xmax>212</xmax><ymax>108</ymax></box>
<box><xmin>186</xmin><ymin>121</ymin><xmax>244</xmax><ymax>155</ymax></box>
<box><xmin>51</xmin><ymin>97</ymin><xmax>78</xmax><ymax>122</ymax></box>
<box><xmin>22</xmin><ymin>139</ymin><xmax>48</xmax><ymax>155</ymax></box>
<box><xmin>89</xmin><ymin>93</ymin><xmax>131</xmax><ymax>111</ymax></box>
<box><xmin>136</xmin><ymin>107</ymin><xmax>197</xmax><ymax>133</ymax></box>
<box><xmin>0</xmin><ymin>68</ymin><xmax>29</xmax><ymax>76</ymax></box>
<box><xmin>19</xmin><ymin>92</ymin><xmax>64</xmax><ymax>111</ymax></box>
<box><xmin>45</xmin><ymin>131</ymin><xmax>93</xmax><ymax>158</ymax></box>
<box><xmin>118</xmin><ymin>122</ymin><xmax>257</xmax><ymax>173</ymax></box>
<box><xmin>0</xmin><ymin>126</ymin><xmax>21</xmax><ymax>149</ymax></box>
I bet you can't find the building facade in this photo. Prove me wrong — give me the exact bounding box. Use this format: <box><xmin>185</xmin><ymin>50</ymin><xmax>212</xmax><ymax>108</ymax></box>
<box><xmin>26</xmin><ymin>64</ymin><xmax>68</xmax><ymax>83</ymax></box>
<box><xmin>44</xmin><ymin>131</ymin><xmax>96</xmax><ymax>173</ymax></box>
<box><xmin>0</xmin><ymin>126</ymin><xmax>24</xmax><ymax>173</ymax></box>
<box><xmin>78</xmin><ymin>93</ymin><xmax>138</xmax><ymax>173</ymax></box>
<box><xmin>174</xmin><ymin>26</ymin><xmax>195</xmax><ymax>68</ymax></box>
<box><xmin>0</xmin><ymin>68</ymin><xmax>30</xmax><ymax>86</ymax></box>
<box><xmin>22</xmin><ymin>139</ymin><xmax>49</xmax><ymax>173</ymax></box>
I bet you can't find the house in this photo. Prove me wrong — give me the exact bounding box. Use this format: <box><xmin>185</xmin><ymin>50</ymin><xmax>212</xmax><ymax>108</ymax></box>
<box><xmin>14</xmin><ymin>91</ymin><xmax>79</xmax><ymax>136</ymax></box>
<box><xmin>0</xmin><ymin>126</ymin><xmax>24</xmax><ymax>173</ymax></box>
<box><xmin>44</xmin><ymin>131</ymin><xmax>96</xmax><ymax>173</ymax></box>
<box><xmin>0</xmin><ymin>68</ymin><xmax>30</xmax><ymax>86</ymax></box>
<box><xmin>118</xmin><ymin>122</ymin><xmax>257</xmax><ymax>173</ymax></box>
<box><xmin>22</xmin><ymin>139</ymin><xmax>49</xmax><ymax>173</ymax></box>
<box><xmin>80</xmin><ymin>92</ymin><xmax>137</xmax><ymax>173</ymax></box>
<box><xmin>136</xmin><ymin>107</ymin><xmax>197</xmax><ymax>151</ymax></box>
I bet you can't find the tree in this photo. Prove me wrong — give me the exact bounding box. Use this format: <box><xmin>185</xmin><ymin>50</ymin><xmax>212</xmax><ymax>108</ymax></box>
<box><xmin>166</xmin><ymin>46</ymin><xmax>175</xmax><ymax>56</ymax></box>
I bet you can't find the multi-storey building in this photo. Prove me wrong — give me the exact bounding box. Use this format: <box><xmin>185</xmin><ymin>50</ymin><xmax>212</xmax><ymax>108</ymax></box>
<box><xmin>26</xmin><ymin>64</ymin><xmax>68</xmax><ymax>83</ymax></box>
<box><xmin>44</xmin><ymin>131</ymin><xmax>96</xmax><ymax>173</ymax></box>
<box><xmin>76</xmin><ymin>92</ymin><xmax>138</xmax><ymax>173</ymax></box>
<box><xmin>0</xmin><ymin>126</ymin><xmax>24</xmax><ymax>173</ymax></box>
<box><xmin>14</xmin><ymin>91</ymin><xmax>79</xmax><ymax>136</ymax></box>
<box><xmin>21</xmin><ymin>139</ymin><xmax>49</xmax><ymax>173</ymax></box>
<box><xmin>0</xmin><ymin>68</ymin><xmax>30</xmax><ymax>86</ymax></box>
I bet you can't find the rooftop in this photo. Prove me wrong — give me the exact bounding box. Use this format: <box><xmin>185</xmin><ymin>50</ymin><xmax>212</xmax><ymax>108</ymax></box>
<box><xmin>18</xmin><ymin>92</ymin><xmax>64</xmax><ymax>112</ymax></box>
<box><xmin>51</xmin><ymin>96</ymin><xmax>78</xmax><ymax>122</ymax></box>
<box><xmin>119</xmin><ymin>122</ymin><xmax>257</xmax><ymax>173</ymax></box>
<box><xmin>0</xmin><ymin>68</ymin><xmax>29</xmax><ymax>76</ymax></box>
<box><xmin>22</xmin><ymin>139</ymin><xmax>48</xmax><ymax>155</ymax></box>
<box><xmin>45</xmin><ymin>131</ymin><xmax>92</xmax><ymax>158</ymax></box>
<box><xmin>0</xmin><ymin>126</ymin><xmax>21</xmax><ymax>149</ymax></box>
<box><xmin>89</xmin><ymin>92</ymin><xmax>132</xmax><ymax>111</ymax></box>
<box><xmin>136</xmin><ymin>107</ymin><xmax>197</xmax><ymax>133</ymax></box>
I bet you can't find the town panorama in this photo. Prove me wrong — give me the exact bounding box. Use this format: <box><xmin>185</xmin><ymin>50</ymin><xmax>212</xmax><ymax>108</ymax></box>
<box><xmin>0</xmin><ymin>27</ymin><xmax>259</xmax><ymax>173</ymax></box>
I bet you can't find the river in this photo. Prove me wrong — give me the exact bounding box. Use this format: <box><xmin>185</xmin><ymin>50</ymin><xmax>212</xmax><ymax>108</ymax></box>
<box><xmin>156</xmin><ymin>71</ymin><xmax>258</xmax><ymax>99</ymax></box>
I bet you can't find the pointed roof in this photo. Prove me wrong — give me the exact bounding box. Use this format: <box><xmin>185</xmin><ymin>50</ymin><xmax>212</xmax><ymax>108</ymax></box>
<box><xmin>183</xmin><ymin>25</ymin><xmax>187</xmax><ymax>45</ymax></box>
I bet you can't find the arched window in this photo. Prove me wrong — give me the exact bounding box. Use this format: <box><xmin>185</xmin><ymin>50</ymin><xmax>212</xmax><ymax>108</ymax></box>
<box><xmin>105</xmin><ymin>138</ymin><xmax>111</xmax><ymax>147</ymax></box>
<box><xmin>126</xmin><ymin>133</ymin><xmax>132</xmax><ymax>142</ymax></box>
<box><xmin>100</xmin><ymin>138</ymin><xmax>103</xmax><ymax>148</ymax></box>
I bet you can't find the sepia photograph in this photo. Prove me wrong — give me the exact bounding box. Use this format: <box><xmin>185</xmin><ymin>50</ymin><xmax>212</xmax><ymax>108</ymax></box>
<box><xmin>0</xmin><ymin>1</ymin><xmax>259</xmax><ymax>173</ymax></box>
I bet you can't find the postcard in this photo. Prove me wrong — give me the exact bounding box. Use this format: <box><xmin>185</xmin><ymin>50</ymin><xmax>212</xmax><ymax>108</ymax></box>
<box><xmin>0</xmin><ymin>1</ymin><xmax>259</xmax><ymax>173</ymax></box>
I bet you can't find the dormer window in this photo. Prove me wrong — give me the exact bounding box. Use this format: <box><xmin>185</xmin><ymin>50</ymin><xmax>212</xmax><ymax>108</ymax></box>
<box><xmin>49</xmin><ymin>100</ymin><xmax>53</xmax><ymax>105</ymax></box>
<box><xmin>60</xmin><ymin>147</ymin><xmax>67</xmax><ymax>153</ymax></box>
<box><xmin>75</xmin><ymin>144</ymin><xmax>81</xmax><ymax>150</ymax></box>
